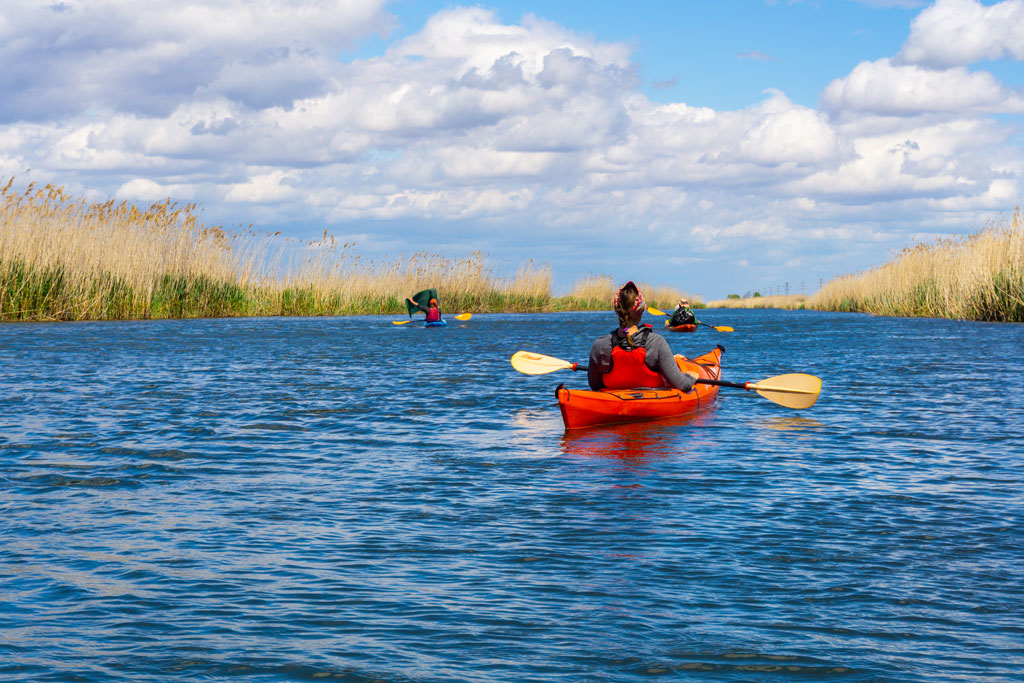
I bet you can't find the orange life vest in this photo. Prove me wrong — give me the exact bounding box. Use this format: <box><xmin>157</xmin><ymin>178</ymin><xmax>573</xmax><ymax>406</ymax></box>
<box><xmin>601</xmin><ymin>346</ymin><xmax>669</xmax><ymax>389</ymax></box>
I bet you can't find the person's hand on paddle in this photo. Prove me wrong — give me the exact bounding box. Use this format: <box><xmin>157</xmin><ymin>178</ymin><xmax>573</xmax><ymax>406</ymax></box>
<box><xmin>680</xmin><ymin>369</ymin><xmax>700</xmax><ymax>390</ymax></box>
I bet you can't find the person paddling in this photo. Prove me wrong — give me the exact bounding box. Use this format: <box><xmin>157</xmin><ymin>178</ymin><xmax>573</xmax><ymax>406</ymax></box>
<box><xmin>587</xmin><ymin>281</ymin><xmax>699</xmax><ymax>392</ymax></box>
<box><xmin>407</xmin><ymin>295</ymin><xmax>442</xmax><ymax>323</ymax></box>
<box><xmin>666</xmin><ymin>298</ymin><xmax>696</xmax><ymax>328</ymax></box>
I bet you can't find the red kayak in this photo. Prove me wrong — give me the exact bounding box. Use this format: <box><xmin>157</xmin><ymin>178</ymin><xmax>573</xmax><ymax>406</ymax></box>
<box><xmin>556</xmin><ymin>347</ymin><xmax>723</xmax><ymax>430</ymax></box>
<box><xmin>665</xmin><ymin>323</ymin><xmax>697</xmax><ymax>333</ymax></box>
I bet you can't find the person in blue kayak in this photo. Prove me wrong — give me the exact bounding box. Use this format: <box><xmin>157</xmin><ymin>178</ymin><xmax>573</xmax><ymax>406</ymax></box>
<box><xmin>407</xmin><ymin>294</ymin><xmax>442</xmax><ymax>323</ymax></box>
<box><xmin>665</xmin><ymin>298</ymin><xmax>696</xmax><ymax>328</ymax></box>
<box><xmin>588</xmin><ymin>281</ymin><xmax>699</xmax><ymax>392</ymax></box>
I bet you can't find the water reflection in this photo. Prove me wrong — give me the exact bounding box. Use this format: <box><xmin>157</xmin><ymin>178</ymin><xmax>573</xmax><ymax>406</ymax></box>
<box><xmin>560</xmin><ymin>410</ymin><xmax>718</xmax><ymax>461</ymax></box>
<box><xmin>756</xmin><ymin>416</ymin><xmax>826</xmax><ymax>431</ymax></box>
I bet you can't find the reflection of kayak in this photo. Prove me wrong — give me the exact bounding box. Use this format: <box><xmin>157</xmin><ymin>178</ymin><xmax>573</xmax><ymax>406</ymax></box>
<box><xmin>664</xmin><ymin>322</ymin><xmax>697</xmax><ymax>333</ymax></box>
<box><xmin>561</xmin><ymin>410</ymin><xmax>717</xmax><ymax>459</ymax></box>
<box><xmin>424</xmin><ymin>319</ymin><xmax>447</xmax><ymax>327</ymax></box>
<box><xmin>556</xmin><ymin>347</ymin><xmax>722</xmax><ymax>430</ymax></box>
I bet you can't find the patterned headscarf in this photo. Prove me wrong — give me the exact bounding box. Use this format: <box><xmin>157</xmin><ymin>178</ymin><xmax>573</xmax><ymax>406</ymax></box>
<box><xmin>613</xmin><ymin>281</ymin><xmax>645</xmax><ymax>347</ymax></box>
<box><xmin>613</xmin><ymin>281</ymin><xmax>644</xmax><ymax>314</ymax></box>
<box><xmin>613</xmin><ymin>280</ymin><xmax>646</xmax><ymax>328</ymax></box>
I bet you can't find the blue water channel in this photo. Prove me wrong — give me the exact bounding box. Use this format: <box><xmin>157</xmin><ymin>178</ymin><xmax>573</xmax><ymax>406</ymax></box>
<box><xmin>1</xmin><ymin>310</ymin><xmax>1022</xmax><ymax>682</ymax></box>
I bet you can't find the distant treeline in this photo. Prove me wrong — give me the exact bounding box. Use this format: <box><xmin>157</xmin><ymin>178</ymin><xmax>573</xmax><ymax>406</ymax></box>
<box><xmin>0</xmin><ymin>180</ymin><xmax>697</xmax><ymax>322</ymax></box>
<box><xmin>705</xmin><ymin>294</ymin><xmax>808</xmax><ymax>310</ymax></box>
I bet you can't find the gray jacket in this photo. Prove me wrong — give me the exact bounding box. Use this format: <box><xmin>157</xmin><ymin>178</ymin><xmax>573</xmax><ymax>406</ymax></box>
<box><xmin>587</xmin><ymin>326</ymin><xmax>697</xmax><ymax>392</ymax></box>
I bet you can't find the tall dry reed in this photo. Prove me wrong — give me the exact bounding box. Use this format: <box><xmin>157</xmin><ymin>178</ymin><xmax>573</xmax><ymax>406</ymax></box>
<box><xmin>0</xmin><ymin>180</ymin><xmax>554</xmax><ymax>321</ymax></box>
<box><xmin>810</xmin><ymin>209</ymin><xmax>1024</xmax><ymax>321</ymax></box>
<box><xmin>0</xmin><ymin>180</ymin><xmax>244</xmax><ymax>320</ymax></box>
<box><xmin>0</xmin><ymin>179</ymin><xmax>721</xmax><ymax>321</ymax></box>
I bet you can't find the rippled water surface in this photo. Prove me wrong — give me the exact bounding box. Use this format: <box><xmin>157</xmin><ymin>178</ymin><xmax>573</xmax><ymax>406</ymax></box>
<box><xmin>2</xmin><ymin>310</ymin><xmax>1023</xmax><ymax>682</ymax></box>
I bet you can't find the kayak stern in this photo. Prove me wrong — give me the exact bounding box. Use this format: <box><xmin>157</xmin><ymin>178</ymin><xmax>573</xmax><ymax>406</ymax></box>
<box><xmin>557</xmin><ymin>346</ymin><xmax>723</xmax><ymax>430</ymax></box>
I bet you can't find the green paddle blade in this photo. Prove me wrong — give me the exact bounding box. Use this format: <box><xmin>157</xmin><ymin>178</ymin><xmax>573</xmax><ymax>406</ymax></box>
<box><xmin>747</xmin><ymin>373</ymin><xmax>821</xmax><ymax>409</ymax></box>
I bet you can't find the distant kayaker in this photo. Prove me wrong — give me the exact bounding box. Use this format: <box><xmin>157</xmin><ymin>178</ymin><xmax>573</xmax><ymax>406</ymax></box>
<box><xmin>588</xmin><ymin>282</ymin><xmax>700</xmax><ymax>392</ymax></box>
<box><xmin>407</xmin><ymin>295</ymin><xmax>442</xmax><ymax>323</ymax></box>
<box><xmin>666</xmin><ymin>298</ymin><xmax>696</xmax><ymax>328</ymax></box>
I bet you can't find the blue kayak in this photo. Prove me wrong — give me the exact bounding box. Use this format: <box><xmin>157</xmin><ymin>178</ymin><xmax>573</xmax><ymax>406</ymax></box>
<box><xmin>424</xmin><ymin>319</ymin><xmax>448</xmax><ymax>327</ymax></box>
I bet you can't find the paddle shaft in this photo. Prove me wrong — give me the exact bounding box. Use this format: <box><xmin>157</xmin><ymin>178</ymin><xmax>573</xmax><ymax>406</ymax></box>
<box><xmin>562</xmin><ymin>363</ymin><xmax>748</xmax><ymax>389</ymax></box>
<box><xmin>648</xmin><ymin>308</ymin><xmax>730</xmax><ymax>331</ymax></box>
<box><xmin>697</xmin><ymin>378</ymin><xmax>754</xmax><ymax>390</ymax></box>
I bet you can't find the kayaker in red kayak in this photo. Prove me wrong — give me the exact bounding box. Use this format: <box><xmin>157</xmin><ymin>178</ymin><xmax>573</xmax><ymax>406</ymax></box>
<box><xmin>665</xmin><ymin>298</ymin><xmax>696</xmax><ymax>328</ymax></box>
<box><xmin>407</xmin><ymin>295</ymin><xmax>442</xmax><ymax>323</ymax></box>
<box><xmin>587</xmin><ymin>281</ymin><xmax>699</xmax><ymax>391</ymax></box>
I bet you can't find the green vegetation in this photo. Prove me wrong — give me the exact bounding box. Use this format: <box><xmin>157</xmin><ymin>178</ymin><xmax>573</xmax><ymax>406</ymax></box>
<box><xmin>809</xmin><ymin>209</ymin><xmax>1024</xmax><ymax>321</ymax></box>
<box><xmin>0</xmin><ymin>180</ymin><xmax>698</xmax><ymax>321</ymax></box>
<box><xmin>706</xmin><ymin>210</ymin><xmax>1023</xmax><ymax>320</ymax></box>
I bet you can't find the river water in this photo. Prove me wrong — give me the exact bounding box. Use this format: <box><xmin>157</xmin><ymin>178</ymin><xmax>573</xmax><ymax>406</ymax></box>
<box><xmin>1</xmin><ymin>310</ymin><xmax>1022</xmax><ymax>682</ymax></box>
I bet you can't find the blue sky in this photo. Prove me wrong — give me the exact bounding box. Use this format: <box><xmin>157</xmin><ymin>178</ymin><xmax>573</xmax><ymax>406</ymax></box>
<box><xmin>370</xmin><ymin>1</ymin><xmax>920</xmax><ymax>109</ymax></box>
<box><xmin>1</xmin><ymin>0</ymin><xmax>1022</xmax><ymax>298</ymax></box>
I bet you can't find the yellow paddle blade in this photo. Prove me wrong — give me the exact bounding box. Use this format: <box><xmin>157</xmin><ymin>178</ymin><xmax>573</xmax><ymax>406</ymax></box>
<box><xmin>511</xmin><ymin>351</ymin><xmax>575</xmax><ymax>375</ymax></box>
<box><xmin>646</xmin><ymin>307</ymin><xmax>667</xmax><ymax>316</ymax></box>
<box><xmin>697</xmin><ymin>321</ymin><xmax>733</xmax><ymax>332</ymax></box>
<box><xmin>453</xmin><ymin>312</ymin><xmax>472</xmax><ymax>321</ymax></box>
<box><xmin>748</xmin><ymin>373</ymin><xmax>821</xmax><ymax>409</ymax></box>
<box><xmin>392</xmin><ymin>319</ymin><xmax>413</xmax><ymax>325</ymax></box>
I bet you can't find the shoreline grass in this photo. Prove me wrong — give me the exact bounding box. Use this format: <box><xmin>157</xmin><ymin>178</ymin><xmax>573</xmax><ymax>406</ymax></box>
<box><xmin>0</xmin><ymin>181</ymin><xmax>693</xmax><ymax>322</ymax></box>
<box><xmin>19</xmin><ymin>181</ymin><xmax>1018</xmax><ymax>323</ymax></box>
<box><xmin>808</xmin><ymin>209</ymin><xmax>1023</xmax><ymax>321</ymax></box>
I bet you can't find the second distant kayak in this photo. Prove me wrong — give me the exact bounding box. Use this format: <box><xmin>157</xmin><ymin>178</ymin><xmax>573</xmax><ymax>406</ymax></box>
<box><xmin>664</xmin><ymin>323</ymin><xmax>696</xmax><ymax>333</ymax></box>
<box><xmin>425</xmin><ymin>319</ymin><xmax>448</xmax><ymax>327</ymax></box>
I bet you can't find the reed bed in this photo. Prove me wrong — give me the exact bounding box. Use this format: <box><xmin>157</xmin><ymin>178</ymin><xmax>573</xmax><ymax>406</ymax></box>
<box><xmin>0</xmin><ymin>179</ymin><xmax>720</xmax><ymax>321</ymax></box>
<box><xmin>809</xmin><ymin>210</ymin><xmax>1024</xmax><ymax>321</ymax></box>
<box><xmin>705</xmin><ymin>294</ymin><xmax>808</xmax><ymax>309</ymax></box>
<box><xmin>554</xmin><ymin>274</ymin><xmax>701</xmax><ymax>312</ymax></box>
<box><xmin>0</xmin><ymin>180</ymin><xmax>553</xmax><ymax>321</ymax></box>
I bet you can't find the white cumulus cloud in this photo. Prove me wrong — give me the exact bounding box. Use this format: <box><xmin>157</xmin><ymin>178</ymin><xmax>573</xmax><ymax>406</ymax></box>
<box><xmin>0</xmin><ymin>1</ymin><xmax>1021</xmax><ymax>296</ymax></box>
<box><xmin>0</xmin><ymin>0</ymin><xmax>393</xmax><ymax>121</ymax></box>
<box><xmin>897</xmin><ymin>0</ymin><xmax>1024</xmax><ymax>67</ymax></box>
<box><xmin>822</xmin><ymin>58</ymin><xmax>1024</xmax><ymax>115</ymax></box>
